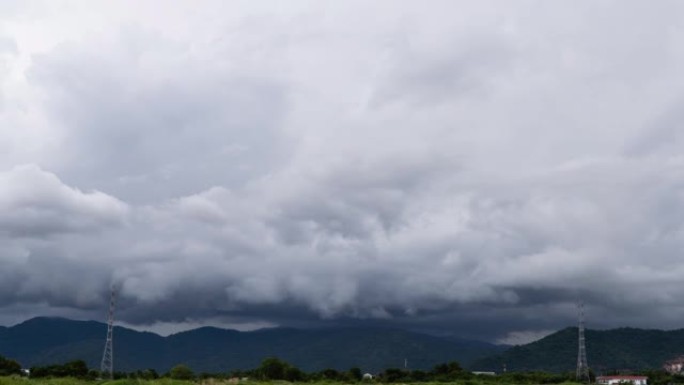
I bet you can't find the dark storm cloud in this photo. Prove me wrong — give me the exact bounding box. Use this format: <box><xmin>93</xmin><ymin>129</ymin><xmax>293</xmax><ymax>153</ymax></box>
<box><xmin>3</xmin><ymin>0</ymin><xmax>684</xmax><ymax>343</ymax></box>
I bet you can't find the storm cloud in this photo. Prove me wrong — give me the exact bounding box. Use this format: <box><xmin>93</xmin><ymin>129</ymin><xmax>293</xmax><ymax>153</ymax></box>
<box><xmin>2</xmin><ymin>0</ymin><xmax>684</xmax><ymax>343</ymax></box>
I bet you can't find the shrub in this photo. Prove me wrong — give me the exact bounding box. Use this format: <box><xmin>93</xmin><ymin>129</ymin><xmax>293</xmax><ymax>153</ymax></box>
<box><xmin>0</xmin><ymin>355</ymin><xmax>21</xmax><ymax>376</ymax></box>
<box><xmin>169</xmin><ymin>364</ymin><xmax>195</xmax><ymax>380</ymax></box>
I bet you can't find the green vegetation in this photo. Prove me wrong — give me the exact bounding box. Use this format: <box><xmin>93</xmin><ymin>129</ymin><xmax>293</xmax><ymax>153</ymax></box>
<box><xmin>0</xmin><ymin>378</ymin><xmax>587</xmax><ymax>385</ymax></box>
<box><xmin>4</xmin><ymin>341</ymin><xmax>684</xmax><ymax>385</ymax></box>
<box><xmin>169</xmin><ymin>366</ymin><xmax>195</xmax><ymax>381</ymax></box>
<box><xmin>30</xmin><ymin>360</ymin><xmax>89</xmax><ymax>379</ymax></box>
<box><xmin>0</xmin><ymin>354</ymin><xmax>594</xmax><ymax>384</ymax></box>
<box><xmin>3</xmin><ymin>369</ymin><xmax>684</xmax><ymax>385</ymax></box>
<box><xmin>0</xmin><ymin>379</ymin><xmax>198</xmax><ymax>385</ymax></box>
<box><xmin>472</xmin><ymin>327</ymin><xmax>684</xmax><ymax>372</ymax></box>
<box><xmin>0</xmin><ymin>356</ymin><xmax>20</xmax><ymax>376</ymax></box>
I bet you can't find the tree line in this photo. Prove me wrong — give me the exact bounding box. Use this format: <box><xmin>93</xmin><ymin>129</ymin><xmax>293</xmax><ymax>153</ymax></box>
<box><xmin>5</xmin><ymin>354</ymin><xmax>684</xmax><ymax>385</ymax></box>
<box><xmin>0</xmin><ymin>354</ymin><xmax>575</xmax><ymax>382</ymax></box>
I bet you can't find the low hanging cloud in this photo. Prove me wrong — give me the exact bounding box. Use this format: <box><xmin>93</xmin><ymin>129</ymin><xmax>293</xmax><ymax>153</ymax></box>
<box><xmin>2</xmin><ymin>0</ymin><xmax>684</xmax><ymax>342</ymax></box>
<box><xmin>3</xmin><ymin>155</ymin><xmax>684</xmax><ymax>342</ymax></box>
<box><xmin>0</xmin><ymin>164</ymin><xmax>128</xmax><ymax>237</ymax></box>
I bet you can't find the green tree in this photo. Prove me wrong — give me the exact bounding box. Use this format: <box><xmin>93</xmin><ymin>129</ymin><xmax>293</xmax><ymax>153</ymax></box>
<box><xmin>410</xmin><ymin>369</ymin><xmax>428</xmax><ymax>382</ymax></box>
<box><xmin>321</xmin><ymin>368</ymin><xmax>340</xmax><ymax>380</ymax></box>
<box><xmin>0</xmin><ymin>355</ymin><xmax>21</xmax><ymax>376</ymax></box>
<box><xmin>285</xmin><ymin>366</ymin><xmax>305</xmax><ymax>382</ymax></box>
<box><xmin>30</xmin><ymin>360</ymin><xmax>88</xmax><ymax>378</ymax></box>
<box><xmin>349</xmin><ymin>367</ymin><xmax>363</xmax><ymax>381</ymax></box>
<box><xmin>383</xmin><ymin>368</ymin><xmax>408</xmax><ymax>383</ymax></box>
<box><xmin>447</xmin><ymin>361</ymin><xmax>463</xmax><ymax>373</ymax></box>
<box><xmin>258</xmin><ymin>357</ymin><xmax>289</xmax><ymax>380</ymax></box>
<box><xmin>431</xmin><ymin>361</ymin><xmax>466</xmax><ymax>381</ymax></box>
<box><xmin>169</xmin><ymin>364</ymin><xmax>195</xmax><ymax>380</ymax></box>
<box><xmin>139</xmin><ymin>368</ymin><xmax>159</xmax><ymax>380</ymax></box>
<box><xmin>63</xmin><ymin>360</ymin><xmax>88</xmax><ymax>378</ymax></box>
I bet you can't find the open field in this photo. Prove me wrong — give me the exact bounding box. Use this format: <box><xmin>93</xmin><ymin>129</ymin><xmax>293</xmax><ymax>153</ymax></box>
<box><xmin>0</xmin><ymin>379</ymin><xmax>200</xmax><ymax>385</ymax></box>
<box><xmin>2</xmin><ymin>378</ymin><xmax>207</xmax><ymax>385</ymax></box>
<box><xmin>0</xmin><ymin>378</ymin><xmax>586</xmax><ymax>385</ymax></box>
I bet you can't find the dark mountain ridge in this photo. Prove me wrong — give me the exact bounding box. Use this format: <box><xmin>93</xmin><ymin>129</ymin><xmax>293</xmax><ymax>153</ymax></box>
<box><xmin>471</xmin><ymin>326</ymin><xmax>684</xmax><ymax>373</ymax></box>
<box><xmin>0</xmin><ymin>317</ymin><xmax>503</xmax><ymax>373</ymax></box>
<box><xmin>13</xmin><ymin>317</ymin><xmax>684</xmax><ymax>374</ymax></box>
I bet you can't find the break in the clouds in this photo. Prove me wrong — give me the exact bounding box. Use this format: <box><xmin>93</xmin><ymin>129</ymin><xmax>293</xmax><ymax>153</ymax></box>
<box><xmin>2</xmin><ymin>0</ymin><xmax>684</xmax><ymax>343</ymax></box>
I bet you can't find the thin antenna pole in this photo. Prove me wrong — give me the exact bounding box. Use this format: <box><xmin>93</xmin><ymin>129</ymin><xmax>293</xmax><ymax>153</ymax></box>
<box><xmin>101</xmin><ymin>285</ymin><xmax>117</xmax><ymax>379</ymax></box>
<box><xmin>576</xmin><ymin>301</ymin><xmax>590</xmax><ymax>383</ymax></box>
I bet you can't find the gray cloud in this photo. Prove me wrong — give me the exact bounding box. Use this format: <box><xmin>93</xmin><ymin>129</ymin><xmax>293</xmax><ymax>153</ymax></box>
<box><xmin>28</xmin><ymin>24</ymin><xmax>290</xmax><ymax>203</ymax></box>
<box><xmin>0</xmin><ymin>165</ymin><xmax>128</xmax><ymax>237</ymax></box>
<box><xmin>2</xmin><ymin>0</ymin><xmax>684</xmax><ymax>343</ymax></box>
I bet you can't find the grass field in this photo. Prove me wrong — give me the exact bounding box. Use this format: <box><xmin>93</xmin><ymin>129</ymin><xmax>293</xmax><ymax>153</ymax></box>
<box><xmin>0</xmin><ymin>377</ymin><xmax>586</xmax><ymax>385</ymax></box>
<box><xmin>1</xmin><ymin>378</ymin><xmax>207</xmax><ymax>385</ymax></box>
<box><xmin>0</xmin><ymin>378</ymin><xmax>206</xmax><ymax>385</ymax></box>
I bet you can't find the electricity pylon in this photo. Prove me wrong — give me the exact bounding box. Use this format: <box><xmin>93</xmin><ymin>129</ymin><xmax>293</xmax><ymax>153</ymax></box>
<box><xmin>100</xmin><ymin>285</ymin><xmax>117</xmax><ymax>379</ymax></box>
<box><xmin>576</xmin><ymin>301</ymin><xmax>590</xmax><ymax>383</ymax></box>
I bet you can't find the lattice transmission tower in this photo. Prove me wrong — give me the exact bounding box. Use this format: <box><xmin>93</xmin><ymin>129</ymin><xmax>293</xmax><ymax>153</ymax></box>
<box><xmin>101</xmin><ymin>285</ymin><xmax>117</xmax><ymax>379</ymax></box>
<box><xmin>576</xmin><ymin>301</ymin><xmax>590</xmax><ymax>383</ymax></box>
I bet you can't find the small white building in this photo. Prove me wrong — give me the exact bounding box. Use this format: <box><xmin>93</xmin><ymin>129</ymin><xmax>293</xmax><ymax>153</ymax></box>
<box><xmin>597</xmin><ymin>376</ymin><xmax>648</xmax><ymax>385</ymax></box>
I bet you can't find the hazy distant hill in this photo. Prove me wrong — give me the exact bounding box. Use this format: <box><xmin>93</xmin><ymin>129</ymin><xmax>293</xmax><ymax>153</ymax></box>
<box><xmin>471</xmin><ymin>327</ymin><xmax>684</xmax><ymax>373</ymax></box>
<box><xmin>0</xmin><ymin>317</ymin><xmax>503</xmax><ymax>373</ymax></box>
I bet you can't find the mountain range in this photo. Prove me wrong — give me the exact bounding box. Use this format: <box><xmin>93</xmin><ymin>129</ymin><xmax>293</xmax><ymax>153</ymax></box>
<box><xmin>471</xmin><ymin>327</ymin><xmax>684</xmax><ymax>373</ymax></box>
<box><xmin>3</xmin><ymin>317</ymin><xmax>684</xmax><ymax>374</ymax></box>
<box><xmin>0</xmin><ymin>317</ymin><xmax>503</xmax><ymax>373</ymax></box>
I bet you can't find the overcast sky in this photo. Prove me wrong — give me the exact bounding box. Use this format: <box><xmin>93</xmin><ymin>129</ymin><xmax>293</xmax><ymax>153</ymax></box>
<box><xmin>2</xmin><ymin>0</ymin><xmax>684</xmax><ymax>345</ymax></box>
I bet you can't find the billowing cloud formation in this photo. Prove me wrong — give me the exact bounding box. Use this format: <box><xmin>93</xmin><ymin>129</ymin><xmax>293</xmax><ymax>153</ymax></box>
<box><xmin>0</xmin><ymin>165</ymin><xmax>128</xmax><ymax>237</ymax></box>
<box><xmin>2</xmin><ymin>0</ymin><xmax>684</xmax><ymax>342</ymax></box>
